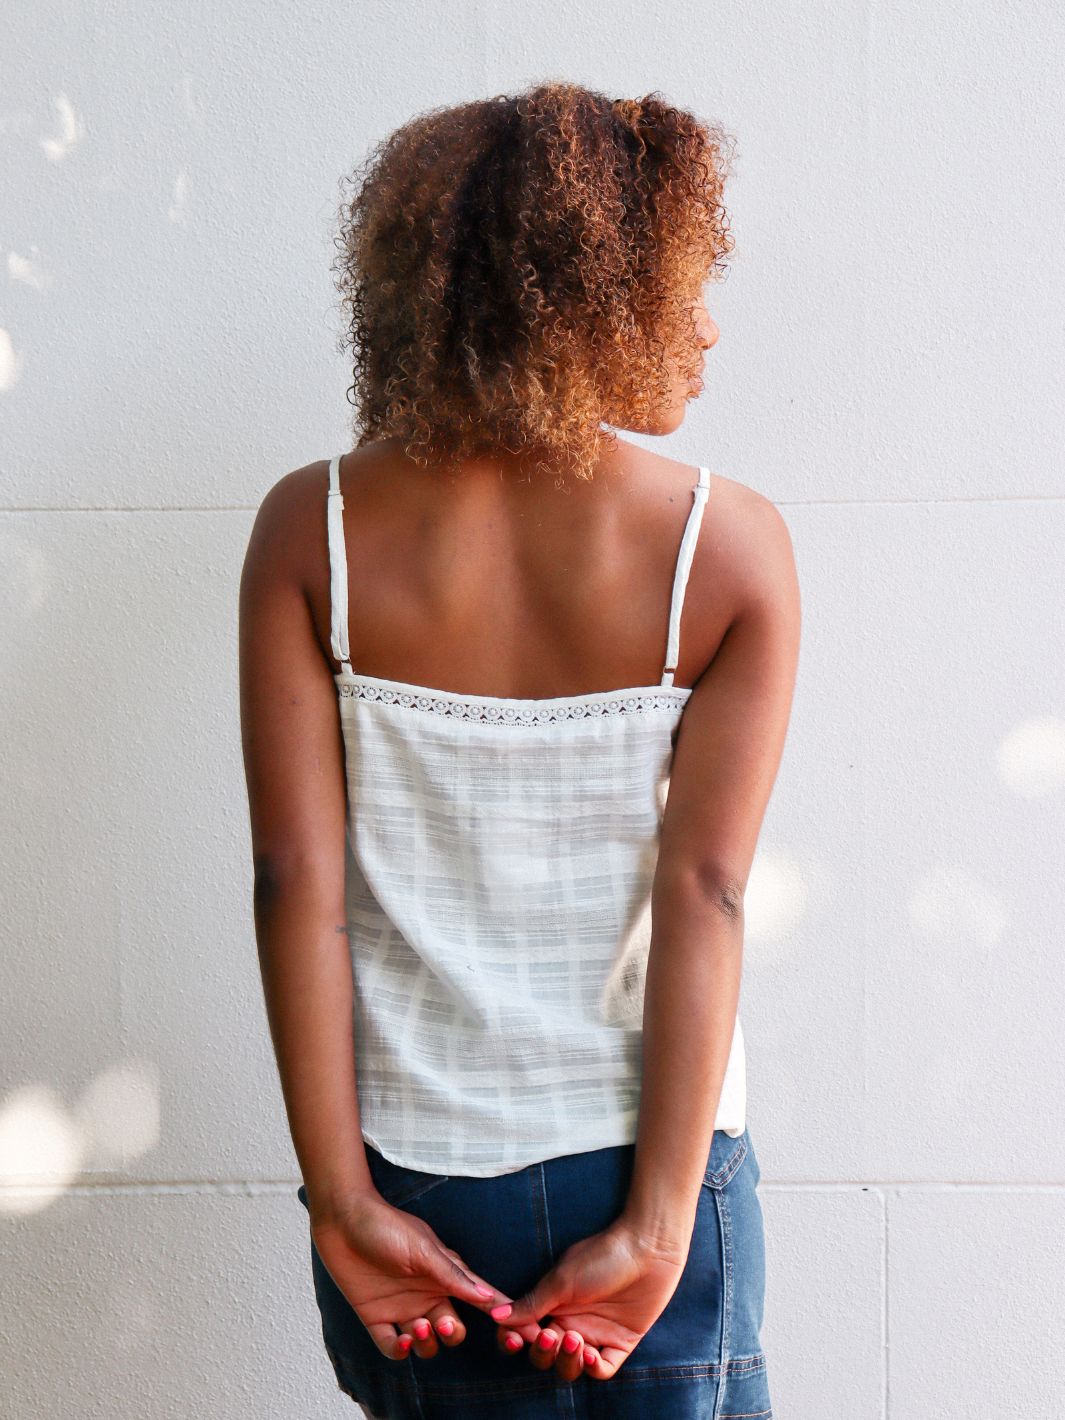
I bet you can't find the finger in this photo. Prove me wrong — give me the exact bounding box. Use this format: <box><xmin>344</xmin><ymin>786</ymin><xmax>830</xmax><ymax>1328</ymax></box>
<box><xmin>404</xmin><ymin>1315</ymin><xmax>439</xmax><ymax>1360</ymax></box>
<box><xmin>366</xmin><ymin>1321</ymin><xmax>413</xmax><ymax>1362</ymax></box>
<box><xmin>583</xmin><ymin>1342</ymin><xmax>628</xmax><ymax>1380</ymax></box>
<box><xmin>501</xmin><ymin>1274</ymin><xmax>567</xmax><ymax>1331</ymax></box>
<box><xmin>553</xmin><ymin>1329</ymin><xmax>585</xmax><ymax>1383</ymax></box>
<box><xmin>426</xmin><ymin>1245</ymin><xmax>510</xmax><ymax>1315</ymax></box>
<box><xmin>425</xmin><ymin>1300</ymin><xmax>465</xmax><ymax>1348</ymax></box>
<box><xmin>496</xmin><ymin>1325</ymin><xmax>525</xmax><ymax>1357</ymax></box>
<box><xmin>528</xmin><ymin>1326</ymin><xmax>562</xmax><ymax>1371</ymax></box>
<box><xmin>496</xmin><ymin>1316</ymin><xmax>541</xmax><ymax>1346</ymax></box>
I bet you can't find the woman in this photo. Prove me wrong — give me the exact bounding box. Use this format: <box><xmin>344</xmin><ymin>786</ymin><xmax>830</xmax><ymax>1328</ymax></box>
<box><xmin>239</xmin><ymin>80</ymin><xmax>799</xmax><ymax>1419</ymax></box>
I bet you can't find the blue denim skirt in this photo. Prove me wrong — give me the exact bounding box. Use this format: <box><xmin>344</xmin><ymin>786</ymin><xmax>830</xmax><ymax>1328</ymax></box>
<box><xmin>296</xmin><ymin>1126</ymin><xmax>772</xmax><ymax>1419</ymax></box>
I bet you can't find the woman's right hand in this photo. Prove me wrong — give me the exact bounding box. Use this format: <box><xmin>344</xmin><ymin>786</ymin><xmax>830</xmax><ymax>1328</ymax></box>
<box><xmin>306</xmin><ymin>1188</ymin><xmax>512</xmax><ymax>1361</ymax></box>
<box><xmin>492</xmin><ymin>1217</ymin><xmax>690</xmax><ymax>1380</ymax></box>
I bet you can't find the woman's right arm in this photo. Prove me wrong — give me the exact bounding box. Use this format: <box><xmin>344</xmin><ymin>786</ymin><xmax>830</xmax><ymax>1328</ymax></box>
<box><xmin>499</xmin><ymin>487</ymin><xmax>801</xmax><ymax>1381</ymax></box>
<box><xmin>623</xmin><ymin>488</ymin><xmax>801</xmax><ymax>1249</ymax></box>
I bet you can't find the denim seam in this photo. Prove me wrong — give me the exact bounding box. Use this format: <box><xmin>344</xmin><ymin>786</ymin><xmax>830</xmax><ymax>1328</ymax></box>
<box><xmin>557</xmin><ymin>1373</ymin><xmax>578</xmax><ymax>1416</ymax></box>
<box><xmin>409</xmin><ymin>1367</ymin><xmax>428</xmax><ymax>1420</ymax></box>
<box><xmin>705</xmin><ymin>1131</ymin><xmax>749</xmax><ymax>1190</ymax></box>
<box><xmin>711</xmin><ymin>1185</ymin><xmax>735</xmax><ymax>1420</ymax></box>
<box><xmin>530</xmin><ymin>1159</ymin><xmax>552</xmax><ymax>1275</ymax></box>
<box><xmin>410</xmin><ymin>1354</ymin><xmax>768</xmax><ymax>1398</ymax></box>
<box><xmin>721</xmin><ymin>1353</ymin><xmax>768</xmax><ymax>1374</ymax></box>
<box><xmin>537</xmin><ymin>1163</ymin><xmax>579</xmax><ymax>1420</ymax></box>
<box><xmin>383</xmin><ymin>1174</ymin><xmax>451</xmax><ymax>1209</ymax></box>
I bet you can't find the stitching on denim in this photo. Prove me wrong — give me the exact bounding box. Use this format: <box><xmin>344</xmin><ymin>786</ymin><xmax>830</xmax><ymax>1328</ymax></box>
<box><xmin>413</xmin><ymin>1358</ymin><xmax>765</xmax><ymax>1397</ymax></box>
<box><xmin>538</xmin><ymin>1161</ymin><xmax>555</xmax><ymax>1262</ymax></box>
<box><xmin>722</xmin><ymin>1353</ymin><xmax>768</xmax><ymax>1374</ymax></box>
<box><xmin>391</xmin><ymin>1174</ymin><xmax>450</xmax><ymax>1208</ymax></box>
<box><xmin>420</xmin><ymin>1363</ymin><xmax>718</xmax><ymax>1397</ymax></box>
<box><xmin>368</xmin><ymin>1154</ymin><xmax>451</xmax><ymax>1210</ymax></box>
<box><xmin>557</xmin><ymin>1367</ymin><xmax>578</xmax><ymax>1418</ymax></box>
<box><xmin>536</xmin><ymin>1160</ymin><xmax>577</xmax><ymax>1420</ymax></box>
<box><xmin>704</xmin><ymin>1131</ymin><xmax>749</xmax><ymax>1189</ymax></box>
<box><xmin>711</xmin><ymin>1185</ymin><xmax>735</xmax><ymax>1420</ymax></box>
<box><xmin>408</xmin><ymin>1352</ymin><xmax>428</xmax><ymax>1420</ymax></box>
<box><xmin>530</xmin><ymin>1159</ymin><xmax>551</xmax><ymax>1279</ymax></box>
<box><xmin>719</xmin><ymin>1410</ymin><xmax>772</xmax><ymax>1418</ymax></box>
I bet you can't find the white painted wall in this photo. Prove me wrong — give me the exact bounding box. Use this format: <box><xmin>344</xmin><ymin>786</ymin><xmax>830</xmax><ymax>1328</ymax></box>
<box><xmin>2</xmin><ymin>3</ymin><xmax>1063</xmax><ymax>1416</ymax></box>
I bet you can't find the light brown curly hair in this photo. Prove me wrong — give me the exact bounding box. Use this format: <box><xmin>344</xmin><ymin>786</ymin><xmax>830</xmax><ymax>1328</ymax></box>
<box><xmin>332</xmin><ymin>80</ymin><xmax>737</xmax><ymax>482</ymax></box>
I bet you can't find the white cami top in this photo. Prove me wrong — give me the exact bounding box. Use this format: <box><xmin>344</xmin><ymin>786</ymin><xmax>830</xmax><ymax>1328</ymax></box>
<box><xmin>326</xmin><ymin>453</ymin><xmax>746</xmax><ymax>1175</ymax></box>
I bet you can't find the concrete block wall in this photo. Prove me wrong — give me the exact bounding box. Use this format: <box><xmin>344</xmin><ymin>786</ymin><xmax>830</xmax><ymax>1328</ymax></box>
<box><xmin>3</xmin><ymin>3</ymin><xmax>1063</xmax><ymax>1416</ymax></box>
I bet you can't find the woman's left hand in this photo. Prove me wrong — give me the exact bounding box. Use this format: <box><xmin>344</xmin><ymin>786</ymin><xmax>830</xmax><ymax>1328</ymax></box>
<box><xmin>491</xmin><ymin>1216</ymin><xmax>689</xmax><ymax>1382</ymax></box>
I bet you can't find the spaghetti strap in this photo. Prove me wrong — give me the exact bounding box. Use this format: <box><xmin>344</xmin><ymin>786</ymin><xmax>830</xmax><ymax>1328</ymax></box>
<box><xmin>660</xmin><ymin>466</ymin><xmax>712</xmax><ymax>687</ymax></box>
<box><xmin>326</xmin><ymin>454</ymin><xmax>353</xmax><ymax>676</ymax></box>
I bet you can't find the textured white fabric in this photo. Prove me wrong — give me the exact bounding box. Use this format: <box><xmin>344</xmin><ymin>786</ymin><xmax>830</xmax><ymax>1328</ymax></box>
<box><xmin>327</xmin><ymin>453</ymin><xmax>746</xmax><ymax>1176</ymax></box>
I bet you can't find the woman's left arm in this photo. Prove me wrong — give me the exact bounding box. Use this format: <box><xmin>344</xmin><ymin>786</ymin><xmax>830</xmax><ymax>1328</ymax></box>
<box><xmin>237</xmin><ymin>469</ymin><xmax>511</xmax><ymax>1362</ymax></box>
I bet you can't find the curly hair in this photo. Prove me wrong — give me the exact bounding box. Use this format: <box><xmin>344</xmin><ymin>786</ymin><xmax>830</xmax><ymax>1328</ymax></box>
<box><xmin>332</xmin><ymin>80</ymin><xmax>737</xmax><ymax>482</ymax></box>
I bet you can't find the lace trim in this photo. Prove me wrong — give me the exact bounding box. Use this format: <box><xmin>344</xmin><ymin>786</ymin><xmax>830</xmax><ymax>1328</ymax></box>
<box><xmin>336</xmin><ymin>681</ymin><xmax>687</xmax><ymax>724</ymax></box>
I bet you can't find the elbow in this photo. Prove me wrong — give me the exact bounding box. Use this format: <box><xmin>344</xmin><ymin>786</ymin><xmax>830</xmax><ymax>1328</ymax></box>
<box><xmin>672</xmin><ymin>864</ymin><xmax>747</xmax><ymax>924</ymax></box>
<box><xmin>713</xmin><ymin>878</ymin><xmax>745</xmax><ymax>923</ymax></box>
<box><xmin>252</xmin><ymin>856</ymin><xmax>287</xmax><ymax>915</ymax></box>
<box><xmin>251</xmin><ymin>851</ymin><xmax>332</xmax><ymax>912</ymax></box>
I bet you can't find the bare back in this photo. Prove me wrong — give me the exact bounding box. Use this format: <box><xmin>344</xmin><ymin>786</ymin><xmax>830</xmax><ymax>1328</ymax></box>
<box><xmin>242</xmin><ymin>430</ymin><xmax>799</xmax><ymax>926</ymax></box>
<box><xmin>294</xmin><ymin>435</ymin><xmax>764</xmax><ymax>700</ymax></box>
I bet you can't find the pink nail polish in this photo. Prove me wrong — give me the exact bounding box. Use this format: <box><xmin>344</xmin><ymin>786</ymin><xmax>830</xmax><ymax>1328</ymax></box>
<box><xmin>538</xmin><ymin>1330</ymin><xmax>556</xmax><ymax>1350</ymax></box>
<box><xmin>583</xmin><ymin>1348</ymin><xmax>595</xmax><ymax>1367</ymax></box>
<box><xmin>437</xmin><ymin>1319</ymin><xmax>454</xmax><ymax>1337</ymax></box>
<box><xmin>413</xmin><ymin>1321</ymin><xmax>430</xmax><ymax>1340</ymax></box>
<box><xmin>490</xmin><ymin>1303</ymin><xmax>512</xmax><ymax>1320</ymax></box>
<box><xmin>505</xmin><ymin>1334</ymin><xmax>523</xmax><ymax>1351</ymax></box>
<box><xmin>562</xmin><ymin>1333</ymin><xmax>580</xmax><ymax>1354</ymax></box>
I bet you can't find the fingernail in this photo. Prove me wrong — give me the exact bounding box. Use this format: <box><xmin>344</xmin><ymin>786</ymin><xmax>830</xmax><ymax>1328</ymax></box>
<box><xmin>475</xmin><ymin>1284</ymin><xmax>495</xmax><ymax>1298</ymax></box>
<box><xmin>504</xmin><ymin>1333</ymin><xmax>523</xmax><ymax>1351</ymax></box>
<box><xmin>583</xmin><ymin>1348</ymin><xmax>595</xmax><ymax>1367</ymax></box>
<box><xmin>437</xmin><ymin>1319</ymin><xmax>454</xmax><ymax>1337</ymax></box>
<box><xmin>562</xmin><ymin>1333</ymin><xmax>580</xmax><ymax>1354</ymax></box>
<box><xmin>397</xmin><ymin>1336</ymin><xmax>412</xmax><ymax>1352</ymax></box>
<box><xmin>538</xmin><ymin>1330</ymin><xmax>556</xmax><ymax>1350</ymax></box>
<box><xmin>413</xmin><ymin>1321</ymin><xmax>430</xmax><ymax>1340</ymax></box>
<box><xmin>490</xmin><ymin>1303</ymin><xmax>512</xmax><ymax>1320</ymax></box>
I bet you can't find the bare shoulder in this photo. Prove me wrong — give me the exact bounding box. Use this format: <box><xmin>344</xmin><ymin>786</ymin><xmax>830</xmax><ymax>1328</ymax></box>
<box><xmin>241</xmin><ymin>459</ymin><xmax>330</xmax><ymax>587</ymax></box>
<box><xmin>697</xmin><ymin>471</ymin><xmax>800</xmax><ymax>626</ymax></box>
<box><xmin>654</xmin><ymin>475</ymin><xmax>801</xmax><ymax>894</ymax></box>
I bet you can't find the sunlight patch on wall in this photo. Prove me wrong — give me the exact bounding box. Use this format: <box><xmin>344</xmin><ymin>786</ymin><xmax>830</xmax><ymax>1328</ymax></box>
<box><xmin>0</xmin><ymin>1085</ymin><xmax>83</xmax><ymax>1214</ymax></box>
<box><xmin>0</xmin><ymin>327</ymin><xmax>25</xmax><ymax>390</ymax></box>
<box><xmin>0</xmin><ymin>1062</ymin><xmax>161</xmax><ymax>1215</ymax></box>
<box><xmin>7</xmin><ymin>247</ymin><xmax>53</xmax><ymax>290</ymax></box>
<box><xmin>997</xmin><ymin>715</ymin><xmax>1065</xmax><ymax>798</ymax></box>
<box><xmin>39</xmin><ymin>92</ymin><xmax>82</xmax><ymax>163</ymax></box>
<box><xmin>168</xmin><ymin>168</ymin><xmax>190</xmax><ymax>223</ymax></box>
<box><xmin>743</xmin><ymin>850</ymin><xmax>810</xmax><ymax>948</ymax></box>
<box><xmin>0</xmin><ymin>527</ymin><xmax>49</xmax><ymax>617</ymax></box>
